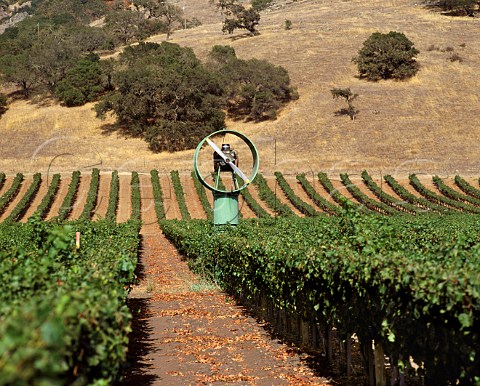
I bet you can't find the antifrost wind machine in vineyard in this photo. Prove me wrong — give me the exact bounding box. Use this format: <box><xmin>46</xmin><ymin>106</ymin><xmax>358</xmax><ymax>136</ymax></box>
<box><xmin>194</xmin><ymin>129</ymin><xmax>259</xmax><ymax>226</ymax></box>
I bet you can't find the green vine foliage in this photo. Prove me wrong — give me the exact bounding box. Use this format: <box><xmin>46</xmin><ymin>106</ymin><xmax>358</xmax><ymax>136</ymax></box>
<box><xmin>238</xmin><ymin>183</ymin><xmax>270</xmax><ymax>219</ymax></box>
<box><xmin>191</xmin><ymin>171</ymin><xmax>213</xmax><ymax>220</ymax></box>
<box><xmin>252</xmin><ymin>174</ymin><xmax>294</xmax><ymax>217</ymax></box>
<box><xmin>296</xmin><ymin>173</ymin><xmax>340</xmax><ymax>215</ymax></box>
<box><xmin>340</xmin><ymin>173</ymin><xmax>397</xmax><ymax>215</ymax></box>
<box><xmin>161</xmin><ymin>214</ymin><xmax>480</xmax><ymax>384</ymax></box>
<box><xmin>6</xmin><ymin>173</ymin><xmax>42</xmax><ymax>222</ymax></box>
<box><xmin>151</xmin><ymin>170</ymin><xmax>166</xmax><ymax>221</ymax></box>
<box><xmin>361</xmin><ymin>170</ymin><xmax>419</xmax><ymax>214</ymax></box>
<box><xmin>0</xmin><ymin>219</ymin><xmax>140</xmax><ymax>385</ymax></box>
<box><xmin>384</xmin><ymin>174</ymin><xmax>449</xmax><ymax>214</ymax></box>
<box><xmin>31</xmin><ymin>174</ymin><xmax>61</xmax><ymax>220</ymax></box>
<box><xmin>80</xmin><ymin>169</ymin><xmax>100</xmax><ymax>221</ymax></box>
<box><xmin>274</xmin><ymin>172</ymin><xmax>319</xmax><ymax>217</ymax></box>
<box><xmin>56</xmin><ymin>171</ymin><xmax>81</xmax><ymax>222</ymax></box>
<box><xmin>0</xmin><ymin>173</ymin><xmax>23</xmax><ymax>217</ymax></box>
<box><xmin>409</xmin><ymin>174</ymin><xmax>480</xmax><ymax>214</ymax></box>
<box><xmin>433</xmin><ymin>175</ymin><xmax>480</xmax><ymax>207</ymax></box>
<box><xmin>318</xmin><ymin>172</ymin><xmax>365</xmax><ymax>212</ymax></box>
<box><xmin>454</xmin><ymin>175</ymin><xmax>480</xmax><ymax>200</ymax></box>
<box><xmin>106</xmin><ymin>171</ymin><xmax>119</xmax><ymax>221</ymax></box>
<box><xmin>170</xmin><ymin>170</ymin><xmax>191</xmax><ymax>220</ymax></box>
<box><xmin>131</xmin><ymin>171</ymin><xmax>141</xmax><ymax>222</ymax></box>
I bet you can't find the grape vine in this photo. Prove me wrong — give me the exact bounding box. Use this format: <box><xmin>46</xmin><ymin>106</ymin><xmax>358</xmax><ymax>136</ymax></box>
<box><xmin>275</xmin><ymin>171</ymin><xmax>319</xmax><ymax>216</ymax></box>
<box><xmin>106</xmin><ymin>170</ymin><xmax>119</xmax><ymax>221</ymax></box>
<box><xmin>30</xmin><ymin>174</ymin><xmax>61</xmax><ymax>220</ymax></box>
<box><xmin>6</xmin><ymin>173</ymin><xmax>42</xmax><ymax>222</ymax></box>
<box><xmin>56</xmin><ymin>171</ymin><xmax>81</xmax><ymax>222</ymax></box>
<box><xmin>170</xmin><ymin>170</ymin><xmax>191</xmax><ymax>220</ymax></box>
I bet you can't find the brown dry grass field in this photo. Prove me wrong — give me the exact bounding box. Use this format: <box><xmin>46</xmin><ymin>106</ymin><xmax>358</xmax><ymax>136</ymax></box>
<box><xmin>0</xmin><ymin>0</ymin><xmax>479</xmax><ymax>177</ymax></box>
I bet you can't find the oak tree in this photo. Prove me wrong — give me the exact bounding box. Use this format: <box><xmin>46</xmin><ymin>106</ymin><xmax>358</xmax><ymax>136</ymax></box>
<box><xmin>214</xmin><ymin>0</ymin><xmax>260</xmax><ymax>35</ymax></box>
<box><xmin>135</xmin><ymin>0</ymin><xmax>184</xmax><ymax>39</ymax></box>
<box><xmin>208</xmin><ymin>45</ymin><xmax>298</xmax><ymax>121</ymax></box>
<box><xmin>352</xmin><ymin>31</ymin><xmax>419</xmax><ymax>81</ymax></box>
<box><xmin>95</xmin><ymin>42</ymin><xmax>225</xmax><ymax>152</ymax></box>
<box><xmin>330</xmin><ymin>88</ymin><xmax>358</xmax><ymax>121</ymax></box>
<box><xmin>55</xmin><ymin>54</ymin><xmax>105</xmax><ymax>106</ymax></box>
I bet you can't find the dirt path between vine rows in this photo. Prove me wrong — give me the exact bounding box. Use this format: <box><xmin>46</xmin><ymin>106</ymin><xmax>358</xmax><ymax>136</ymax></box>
<box><xmin>120</xmin><ymin>188</ymin><xmax>333</xmax><ymax>385</ymax></box>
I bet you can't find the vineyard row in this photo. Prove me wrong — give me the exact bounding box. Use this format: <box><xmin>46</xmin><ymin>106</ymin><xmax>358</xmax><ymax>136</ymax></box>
<box><xmin>0</xmin><ymin>170</ymin><xmax>479</xmax><ymax>223</ymax></box>
<box><xmin>160</xmin><ymin>214</ymin><xmax>480</xmax><ymax>386</ymax></box>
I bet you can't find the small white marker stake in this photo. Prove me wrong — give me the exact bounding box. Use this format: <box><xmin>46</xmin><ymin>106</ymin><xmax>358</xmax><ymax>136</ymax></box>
<box><xmin>76</xmin><ymin>232</ymin><xmax>80</xmax><ymax>249</ymax></box>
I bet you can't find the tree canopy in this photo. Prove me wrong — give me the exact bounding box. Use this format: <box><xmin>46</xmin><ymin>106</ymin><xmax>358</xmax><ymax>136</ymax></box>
<box><xmin>426</xmin><ymin>0</ymin><xmax>479</xmax><ymax>16</ymax></box>
<box><xmin>0</xmin><ymin>22</ymin><xmax>84</xmax><ymax>95</ymax></box>
<box><xmin>55</xmin><ymin>54</ymin><xmax>106</xmax><ymax>107</ymax></box>
<box><xmin>0</xmin><ymin>0</ymin><xmax>186</xmax><ymax>96</ymax></box>
<box><xmin>34</xmin><ymin>0</ymin><xmax>108</xmax><ymax>24</ymax></box>
<box><xmin>95</xmin><ymin>42</ymin><xmax>298</xmax><ymax>152</ymax></box>
<box><xmin>214</xmin><ymin>0</ymin><xmax>261</xmax><ymax>35</ymax></box>
<box><xmin>352</xmin><ymin>31</ymin><xmax>419</xmax><ymax>81</ymax></box>
<box><xmin>208</xmin><ymin>45</ymin><xmax>298</xmax><ymax>121</ymax></box>
<box><xmin>95</xmin><ymin>42</ymin><xmax>225</xmax><ymax>152</ymax></box>
<box><xmin>135</xmin><ymin>0</ymin><xmax>184</xmax><ymax>39</ymax></box>
<box><xmin>0</xmin><ymin>2</ymin><xmax>298</xmax><ymax>154</ymax></box>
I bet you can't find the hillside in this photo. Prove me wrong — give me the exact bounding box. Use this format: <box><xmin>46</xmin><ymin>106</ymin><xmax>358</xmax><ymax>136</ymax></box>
<box><xmin>0</xmin><ymin>0</ymin><xmax>479</xmax><ymax>176</ymax></box>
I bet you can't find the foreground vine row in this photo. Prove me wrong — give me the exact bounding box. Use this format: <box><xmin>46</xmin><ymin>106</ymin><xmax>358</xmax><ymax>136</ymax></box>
<box><xmin>1</xmin><ymin>169</ymin><xmax>479</xmax><ymax>385</ymax></box>
<box><xmin>0</xmin><ymin>219</ymin><xmax>140</xmax><ymax>384</ymax></box>
<box><xmin>160</xmin><ymin>214</ymin><xmax>480</xmax><ymax>385</ymax></box>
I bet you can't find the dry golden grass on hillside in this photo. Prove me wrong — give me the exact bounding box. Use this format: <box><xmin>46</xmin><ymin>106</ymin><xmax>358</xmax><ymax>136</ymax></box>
<box><xmin>0</xmin><ymin>0</ymin><xmax>479</xmax><ymax>176</ymax></box>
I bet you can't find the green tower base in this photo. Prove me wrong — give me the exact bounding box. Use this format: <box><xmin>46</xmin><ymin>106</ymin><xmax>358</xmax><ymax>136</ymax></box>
<box><xmin>213</xmin><ymin>191</ymin><xmax>239</xmax><ymax>226</ymax></box>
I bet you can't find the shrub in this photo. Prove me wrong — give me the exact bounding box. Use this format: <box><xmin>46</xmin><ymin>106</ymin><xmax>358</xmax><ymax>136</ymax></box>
<box><xmin>352</xmin><ymin>31</ymin><xmax>419</xmax><ymax>81</ymax></box>
<box><xmin>447</xmin><ymin>52</ymin><xmax>463</xmax><ymax>62</ymax></box>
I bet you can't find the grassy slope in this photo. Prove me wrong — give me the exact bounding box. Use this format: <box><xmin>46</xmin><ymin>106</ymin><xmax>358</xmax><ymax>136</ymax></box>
<box><xmin>0</xmin><ymin>0</ymin><xmax>478</xmax><ymax>176</ymax></box>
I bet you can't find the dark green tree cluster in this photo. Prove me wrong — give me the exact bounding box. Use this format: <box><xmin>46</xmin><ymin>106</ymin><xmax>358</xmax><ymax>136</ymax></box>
<box><xmin>95</xmin><ymin>42</ymin><xmax>225</xmax><ymax>152</ymax></box>
<box><xmin>0</xmin><ymin>0</ymin><xmax>187</xmax><ymax>102</ymax></box>
<box><xmin>54</xmin><ymin>54</ymin><xmax>110</xmax><ymax>107</ymax></box>
<box><xmin>208</xmin><ymin>45</ymin><xmax>298</xmax><ymax>121</ymax></box>
<box><xmin>32</xmin><ymin>0</ymin><xmax>108</xmax><ymax>24</ymax></box>
<box><xmin>95</xmin><ymin>42</ymin><xmax>297</xmax><ymax>152</ymax></box>
<box><xmin>0</xmin><ymin>19</ymin><xmax>113</xmax><ymax>98</ymax></box>
<box><xmin>352</xmin><ymin>31</ymin><xmax>419</xmax><ymax>81</ymax></box>
<box><xmin>426</xmin><ymin>0</ymin><xmax>479</xmax><ymax>16</ymax></box>
<box><xmin>0</xmin><ymin>1</ymin><xmax>297</xmax><ymax>153</ymax></box>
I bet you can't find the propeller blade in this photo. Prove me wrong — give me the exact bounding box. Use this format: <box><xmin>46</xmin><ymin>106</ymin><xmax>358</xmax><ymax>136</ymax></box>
<box><xmin>229</xmin><ymin>162</ymin><xmax>250</xmax><ymax>184</ymax></box>
<box><xmin>206</xmin><ymin>138</ymin><xmax>250</xmax><ymax>184</ymax></box>
<box><xmin>206</xmin><ymin>138</ymin><xmax>226</xmax><ymax>161</ymax></box>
